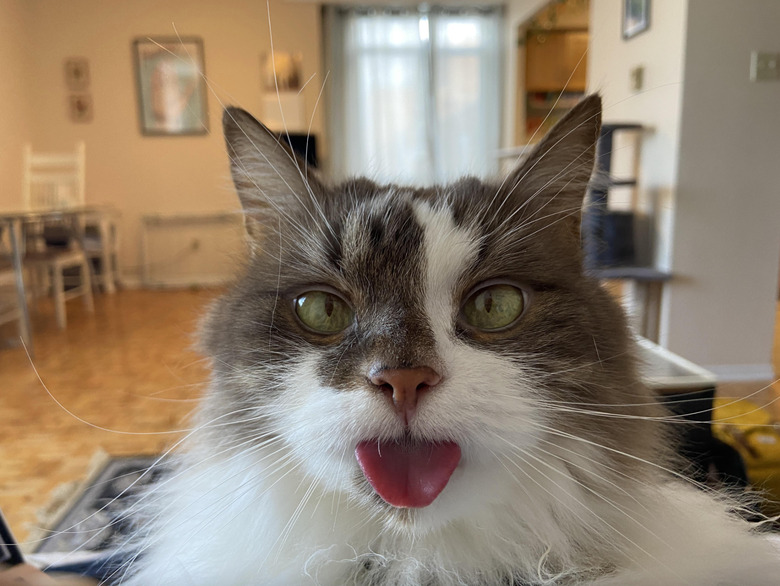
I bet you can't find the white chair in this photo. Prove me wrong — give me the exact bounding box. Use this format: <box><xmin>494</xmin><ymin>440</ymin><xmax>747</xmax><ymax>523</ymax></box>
<box><xmin>22</xmin><ymin>142</ymin><xmax>94</xmax><ymax>329</ymax></box>
<box><xmin>24</xmin><ymin>142</ymin><xmax>120</xmax><ymax>294</ymax></box>
<box><xmin>23</xmin><ymin>142</ymin><xmax>86</xmax><ymax>210</ymax></box>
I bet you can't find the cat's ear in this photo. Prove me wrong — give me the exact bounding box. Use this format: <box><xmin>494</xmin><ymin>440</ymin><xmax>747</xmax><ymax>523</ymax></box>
<box><xmin>223</xmin><ymin>107</ymin><xmax>318</xmax><ymax>243</ymax></box>
<box><xmin>503</xmin><ymin>94</ymin><xmax>601</xmax><ymax>241</ymax></box>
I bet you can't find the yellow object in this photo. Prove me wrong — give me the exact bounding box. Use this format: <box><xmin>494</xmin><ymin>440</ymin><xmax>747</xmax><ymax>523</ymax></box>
<box><xmin>712</xmin><ymin>397</ymin><xmax>780</xmax><ymax>514</ymax></box>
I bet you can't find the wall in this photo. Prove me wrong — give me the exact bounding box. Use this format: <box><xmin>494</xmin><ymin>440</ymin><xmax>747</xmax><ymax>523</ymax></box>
<box><xmin>4</xmin><ymin>0</ymin><xmax>544</xmax><ymax>279</ymax></box>
<box><xmin>664</xmin><ymin>0</ymin><xmax>780</xmax><ymax>379</ymax></box>
<box><xmin>587</xmin><ymin>0</ymin><xmax>688</xmax><ymax>270</ymax></box>
<box><xmin>0</xmin><ymin>0</ymin><xmax>32</xmax><ymax>212</ymax></box>
<box><xmin>589</xmin><ymin>0</ymin><xmax>780</xmax><ymax>379</ymax></box>
<box><xmin>2</xmin><ymin>0</ymin><xmax>323</xmax><ymax>283</ymax></box>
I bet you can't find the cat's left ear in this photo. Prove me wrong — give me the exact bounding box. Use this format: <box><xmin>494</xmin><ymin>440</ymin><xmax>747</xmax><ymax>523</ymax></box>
<box><xmin>503</xmin><ymin>94</ymin><xmax>602</xmax><ymax>241</ymax></box>
<box><xmin>223</xmin><ymin>107</ymin><xmax>320</xmax><ymax>243</ymax></box>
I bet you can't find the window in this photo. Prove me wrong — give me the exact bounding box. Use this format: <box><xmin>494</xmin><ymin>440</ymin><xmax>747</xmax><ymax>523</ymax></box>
<box><xmin>325</xmin><ymin>6</ymin><xmax>503</xmax><ymax>185</ymax></box>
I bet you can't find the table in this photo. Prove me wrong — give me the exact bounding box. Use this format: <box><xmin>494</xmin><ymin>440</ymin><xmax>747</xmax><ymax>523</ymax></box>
<box><xmin>0</xmin><ymin>206</ymin><xmax>118</xmax><ymax>354</ymax></box>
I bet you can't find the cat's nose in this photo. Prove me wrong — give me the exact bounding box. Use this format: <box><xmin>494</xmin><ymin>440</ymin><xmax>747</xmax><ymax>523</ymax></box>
<box><xmin>368</xmin><ymin>366</ymin><xmax>442</xmax><ymax>425</ymax></box>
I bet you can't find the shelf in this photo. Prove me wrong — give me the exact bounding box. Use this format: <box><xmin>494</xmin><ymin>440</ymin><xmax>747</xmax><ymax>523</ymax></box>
<box><xmin>607</xmin><ymin>179</ymin><xmax>638</xmax><ymax>188</ymax></box>
<box><xmin>590</xmin><ymin>267</ymin><xmax>672</xmax><ymax>282</ymax></box>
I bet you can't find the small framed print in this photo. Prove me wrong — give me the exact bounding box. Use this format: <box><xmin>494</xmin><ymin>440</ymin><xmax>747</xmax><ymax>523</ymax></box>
<box><xmin>64</xmin><ymin>57</ymin><xmax>90</xmax><ymax>90</ymax></box>
<box><xmin>69</xmin><ymin>94</ymin><xmax>93</xmax><ymax>123</ymax></box>
<box><xmin>623</xmin><ymin>0</ymin><xmax>650</xmax><ymax>40</ymax></box>
<box><xmin>132</xmin><ymin>37</ymin><xmax>208</xmax><ymax>136</ymax></box>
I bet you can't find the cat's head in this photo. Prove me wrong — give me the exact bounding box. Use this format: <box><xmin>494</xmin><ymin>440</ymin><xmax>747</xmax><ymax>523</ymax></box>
<box><xmin>202</xmin><ymin>96</ymin><xmax>663</xmax><ymax>534</ymax></box>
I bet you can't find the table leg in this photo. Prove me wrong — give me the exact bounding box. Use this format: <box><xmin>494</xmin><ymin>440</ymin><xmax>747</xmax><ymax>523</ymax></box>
<box><xmin>7</xmin><ymin>220</ymin><xmax>33</xmax><ymax>355</ymax></box>
<box><xmin>624</xmin><ymin>279</ymin><xmax>663</xmax><ymax>343</ymax></box>
<box><xmin>99</xmin><ymin>216</ymin><xmax>116</xmax><ymax>294</ymax></box>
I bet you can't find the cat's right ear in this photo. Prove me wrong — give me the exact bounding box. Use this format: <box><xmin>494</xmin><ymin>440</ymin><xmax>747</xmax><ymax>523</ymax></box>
<box><xmin>223</xmin><ymin>107</ymin><xmax>317</xmax><ymax>244</ymax></box>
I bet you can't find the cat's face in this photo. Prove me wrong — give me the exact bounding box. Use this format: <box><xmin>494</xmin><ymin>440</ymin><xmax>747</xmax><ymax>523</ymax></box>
<box><xmin>202</xmin><ymin>96</ymin><xmax>662</xmax><ymax>534</ymax></box>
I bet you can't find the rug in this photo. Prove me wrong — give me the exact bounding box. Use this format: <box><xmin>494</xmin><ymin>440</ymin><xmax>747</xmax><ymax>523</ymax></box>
<box><xmin>27</xmin><ymin>454</ymin><xmax>166</xmax><ymax>579</ymax></box>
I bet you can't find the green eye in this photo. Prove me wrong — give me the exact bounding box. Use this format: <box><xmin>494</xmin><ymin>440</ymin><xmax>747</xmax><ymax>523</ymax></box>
<box><xmin>294</xmin><ymin>290</ymin><xmax>354</xmax><ymax>334</ymax></box>
<box><xmin>462</xmin><ymin>284</ymin><xmax>525</xmax><ymax>331</ymax></box>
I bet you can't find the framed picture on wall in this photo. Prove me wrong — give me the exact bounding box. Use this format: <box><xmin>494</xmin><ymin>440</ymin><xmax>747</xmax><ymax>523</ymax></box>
<box><xmin>623</xmin><ymin>0</ymin><xmax>650</xmax><ymax>40</ymax></box>
<box><xmin>69</xmin><ymin>94</ymin><xmax>93</xmax><ymax>123</ymax></box>
<box><xmin>64</xmin><ymin>57</ymin><xmax>90</xmax><ymax>91</ymax></box>
<box><xmin>132</xmin><ymin>37</ymin><xmax>208</xmax><ymax>136</ymax></box>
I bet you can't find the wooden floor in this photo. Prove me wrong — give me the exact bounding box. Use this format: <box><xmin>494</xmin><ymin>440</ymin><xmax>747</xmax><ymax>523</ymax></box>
<box><xmin>0</xmin><ymin>288</ymin><xmax>218</xmax><ymax>544</ymax></box>
<box><xmin>1</xmin><ymin>287</ymin><xmax>779</xmax><ymax>546</ymax></box>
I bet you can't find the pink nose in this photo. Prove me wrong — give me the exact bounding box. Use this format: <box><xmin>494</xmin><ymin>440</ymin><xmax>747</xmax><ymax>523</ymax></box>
<box><xmin>369</xmin><ymin>366</ymin><xmax>442</xmax><ymax>424</ymax></box>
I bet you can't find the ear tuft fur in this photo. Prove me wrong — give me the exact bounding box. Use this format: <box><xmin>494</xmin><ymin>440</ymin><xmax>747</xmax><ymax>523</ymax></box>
<box><xmin>503</xmin><ymin>94</ymin><xmax>602</xmax><ymax>240</ymax></box>
<box><xmin>223</xmin><ymin>107</ymin><xmax>317</xmax><ymax>242</ymax></box>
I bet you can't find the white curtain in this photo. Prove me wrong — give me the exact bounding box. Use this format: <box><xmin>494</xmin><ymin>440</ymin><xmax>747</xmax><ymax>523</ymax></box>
<box><xmin>325</xmin><ymin>6</ymin><xmax>503</xmax><ymax>186</ymax></box>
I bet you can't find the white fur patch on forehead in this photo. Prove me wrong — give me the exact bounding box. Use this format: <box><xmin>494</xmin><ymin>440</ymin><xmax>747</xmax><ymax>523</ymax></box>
<box><xmin>412</xmin><ymin>201</ymin><xmax>478</xmax><ymax>344</ymax></box>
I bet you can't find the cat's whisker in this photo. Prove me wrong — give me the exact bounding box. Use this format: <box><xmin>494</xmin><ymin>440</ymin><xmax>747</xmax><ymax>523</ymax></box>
<box><xmin>304</xmin><ymin>69</ymin><xmax>329</xmax><ymax>178</ymax></box>
<box><xmin>505</xmin><ymin>446</ymin><xmax>670</xmax><ymax>576</ymax></box>
<box><xmin>498</xmin><ymin>156</ymin><xmax>594</xmax><ymax>232</ymax></box>
<box><xmin>483</xmin><ymin>114</ymin><xmax>601</xmax><ymax>233</ymax></box>
<box><xmin>328</xmin><ymin>336</ymin><xmax>357</xmax><ymax>387</ymax></box>
<box><xmin>494</xmin><ymin>200</ymin><xmax>586</xmax><ymax>249</ymax></box>
<box><xmin>23</xmin><ymin>420</ymin><xmax>284</xmax><ymax>554</ymax></box>
<box><xmin>223</xmin><ymin>143</ymin><xmax>326</xmax><ymax>240</ymax></box>
<box><xmin>525</xmin><ymin>440</ymin><xmax>651</xmax><ymax>512</ymax></box>
<box><xmin>513</xmin><ymin>442</ymin><xmax>671</xmax><ymax>555</ymax></box>
<box><xmin>488</xmin><ymin>46</ymin><xmax>589</xmax><ymax>213</ymax></box>
<box><xmin>23</xmin><ymin>337</ymin><xmax>291</xmax><ymax>440</ymax></box>
<box><xmin>497</xmin><ymin>449</ymin><xmax>646</xmax><ymax>572</ymax></box>
<box><xmin>110</xmin><ymin>452</ymin><xmax>301</xmax><ymax>585</ymax></box>
<box><xmin>256</xmin><ymin>0</ymin><xmax>335</xmax><ymax>238</ymax></box>
<box><xmin>273</xmin><ymin>463</ymin><xmax>329</xmax><ymax>559</ymax></box>
<box><xmin>526</xmin><ymin>419</ymin><xmax>719</xmax><ymax>497</ymax></box>
<box><xmin>523</xmin><ymin>375</ymin><xmax>780</xmax><ymax>426</ymax></box>
<box><xmin>330</xmin><ymin>449</ymin><xmax>351</xmax><ymax>533</ymax></box>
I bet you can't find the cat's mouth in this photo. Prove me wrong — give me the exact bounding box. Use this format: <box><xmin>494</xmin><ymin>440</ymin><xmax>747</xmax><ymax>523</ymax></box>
<box><xmin>355</xmin><ymin>438</ymin><xmax>461</xmax><ymax>508</ymax></box>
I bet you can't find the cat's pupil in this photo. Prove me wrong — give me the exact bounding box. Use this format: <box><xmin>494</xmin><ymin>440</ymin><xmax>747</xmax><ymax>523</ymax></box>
<box><xmin>482</xmin><ymin>291</ymin><xmax>493</xmax><ymax>314</ymax></box>
<box><xmin>325</xmin><ymin>296</ymin><xmax>334</xmax><ymax>317</ymax></box>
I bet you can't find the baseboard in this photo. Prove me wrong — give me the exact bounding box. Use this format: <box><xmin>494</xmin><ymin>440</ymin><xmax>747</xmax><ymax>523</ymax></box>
<box><xmin>142</xmin><ymin>275</ymin><xmax>233</xmax><ymax>288</ymax></box>
<box><xmin>704</xmin><ymin>363</ymin><xmax>777</xmax><ymax>383</ymax></box>
<box><xmin>117</xmin><ymin>275</ymin><xmax>142</xmax><ymax>289</ymax></box>
<box><xmin>113</xmin><ymin>274</ymin><xmax>229</xmax><ymax>289</ymax></box>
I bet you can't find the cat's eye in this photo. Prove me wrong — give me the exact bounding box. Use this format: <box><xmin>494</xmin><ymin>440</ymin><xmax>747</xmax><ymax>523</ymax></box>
<box><xmin>294</xmin><ymin>290</ymin><xmax>354</xmax><ymax>334</ymax></box>
<box><xmin>461</xmin><ymin>284</ymin><xmax>525</xmax><ymax>332</ymax></box>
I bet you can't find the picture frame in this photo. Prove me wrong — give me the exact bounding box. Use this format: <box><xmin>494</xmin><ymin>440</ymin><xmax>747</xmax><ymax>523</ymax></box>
<box><xmin>622</xmin><ymin>0</ymin><xmax>650</xmax><ymax>40</ymax></box>
<box><xmin>64</xmin><ymin>57</ymin><xmax>90</xmax><ymax>91</ymax></box>
<box><xmin>132</xmin><ymin>37</ymin><xmax>208</xmax><ymax>136</ymax></box>
<box><xmin>69</xmin><ymin>94</ymin><xmax>93</xmax><ymax>123</ymax></box>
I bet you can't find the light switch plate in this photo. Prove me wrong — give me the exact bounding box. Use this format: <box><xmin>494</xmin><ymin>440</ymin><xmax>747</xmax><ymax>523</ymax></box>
<box><xmin>750</xmin><ymin>51</ymin><xmax>780</xmax><ymax>82</ymax></box>
<box><xmin>630</xmin><ymin>65</ymin><xmax>645</xmax><ymax>91</ymax></box>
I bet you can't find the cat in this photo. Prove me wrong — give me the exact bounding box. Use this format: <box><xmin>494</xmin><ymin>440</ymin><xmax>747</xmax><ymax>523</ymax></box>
<box><xmin>120</xmin><ymin>95</ymin><xmax>780</xmax><ymax>585</ymax></box>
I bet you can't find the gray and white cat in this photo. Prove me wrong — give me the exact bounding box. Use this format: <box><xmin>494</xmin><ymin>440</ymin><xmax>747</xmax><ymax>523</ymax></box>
<box><xmin>124</xmin><ymin>96</ymin><xmax>780</xmax><ymax>585</ymax></box>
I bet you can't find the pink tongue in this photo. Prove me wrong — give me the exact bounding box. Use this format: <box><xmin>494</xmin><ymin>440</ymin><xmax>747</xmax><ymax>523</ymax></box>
<box><xmin>355</xmin><ymin>439</ymin><xmax>461</xmax><ymax>508</ymax></box>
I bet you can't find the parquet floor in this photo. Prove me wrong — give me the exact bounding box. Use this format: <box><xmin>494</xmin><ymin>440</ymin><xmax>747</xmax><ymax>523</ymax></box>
<box><xmin>0</xmin><ymin>288</ymin><xmax>218</xmax><ymax>544</ymax></box>
<box><xmin>1</xmin><ymin>287</ymin><xmax>779</xmax><ymax>547</ymax></box>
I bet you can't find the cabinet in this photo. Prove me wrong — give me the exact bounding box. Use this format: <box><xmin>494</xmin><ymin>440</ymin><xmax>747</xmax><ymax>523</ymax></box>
<box><xmin>525</xmin><ymin>30</ymin><xmax>588</xmax><ymax>92</ymax></box>
<box><xmin>523</xmin><ymin>29</ymin><xmax>588</xmax><ymax>137</ymax></box>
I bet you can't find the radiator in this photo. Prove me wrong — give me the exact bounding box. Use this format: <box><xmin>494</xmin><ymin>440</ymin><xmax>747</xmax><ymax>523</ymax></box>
<box><xmin>140</xmin><ymin>212</ymin><xmax>245</xmax><ymax>287</ymax></box>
